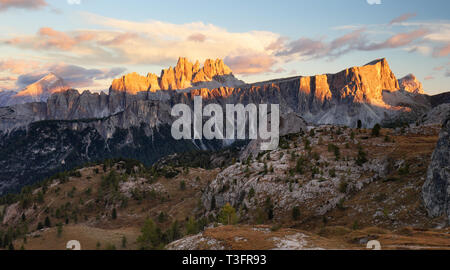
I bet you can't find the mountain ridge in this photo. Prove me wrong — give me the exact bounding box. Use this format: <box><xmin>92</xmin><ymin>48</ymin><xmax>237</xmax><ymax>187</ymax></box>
<box><xmin>110</xmin><ymin>57</ymin><xmax>243</xmax><ymax>94</ymax></box>
<box><xmin>0</xmin><ymin>57</ymin><xmax>448</xmax><ymax>195</ymax></box>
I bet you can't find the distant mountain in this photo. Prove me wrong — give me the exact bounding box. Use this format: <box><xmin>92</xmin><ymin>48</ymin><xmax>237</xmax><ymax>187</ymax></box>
<box><xmin>0</xmin><ymin>91</ymin><xmax>16</xmax><ymax>106</ymax></box>
<box><xmin>398</xmin><ymin>73</ymin><xmax>425</xmax><ymax>95</ymax></box>
<box><xmin>0</xmin><ymin>73</ymin><xmax>70</xmax><ymax>107</ymax></box>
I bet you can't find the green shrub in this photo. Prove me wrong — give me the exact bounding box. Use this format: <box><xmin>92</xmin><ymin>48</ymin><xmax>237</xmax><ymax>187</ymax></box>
<box><xmin>292</xmin><ymin>206</ymin><xmax>300</xmax><ymax>221</ymax></box>
<box><xmin>372</xmin><ymin>124</ymin><xmax>381</xmax><ymax>137</ymax></box>
<box><xmin>179</xmin><ymin>180</ymin><xmax>186</xmax><ymax>191</ymax></box>
<box><xmin>339</xmin><ymin>181</ymin><xmax>348</xmax><ymax>193</ymax></box>
<box><xmin>356</xmin><ymin>147</ymin><xmax>368</xmax><ymax>166</ymax></box>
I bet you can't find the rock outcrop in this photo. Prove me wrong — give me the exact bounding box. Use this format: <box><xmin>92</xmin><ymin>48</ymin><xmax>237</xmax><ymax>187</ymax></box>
<box><xmin>110</xmin><ymin>72</ymin><xmax>160</xmax><ymax>95</ymax></box>
<box><xmin>399</xmin><ymin>74</ymin><xmax>425</xmax><ymax>95</ymax></box>
<box><xmin>110</xmin><ymin>57</ymin><xmax>241</xmax><ymax>93</ymax></box>
<box><xmin>422</xmin><ymin>115</ymin><xmax>450</xmax><ymax>223</ymax></box>
<box><xmin>417</xmin><ymin>104</ymin><xmax>450</xmax><ymax>126</ymax></box>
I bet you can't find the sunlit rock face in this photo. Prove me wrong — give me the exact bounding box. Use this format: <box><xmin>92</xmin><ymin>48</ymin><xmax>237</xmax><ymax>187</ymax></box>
<box><xmin>398</xmin><ymin>73</ymin><xmax>425</xmax><ymax>95</ymax></box>
<box><xmin>110</xmin><ymin>57</ymin><xmax>240</xmax><ymax>93</ymax></box>
<box><xmin>0</xmin><ymin>58</ymin><xmax>434</xmax><ymax>133</ymax></box>
<box><xmin>0</xmin><ymin>73</ymin><xmax>70</xmax><ymax>107</ymax></box>
<box><xmin>0</xmin><ymin>58</ymin><xmax>445</xmax><ymax>195</ymax></box>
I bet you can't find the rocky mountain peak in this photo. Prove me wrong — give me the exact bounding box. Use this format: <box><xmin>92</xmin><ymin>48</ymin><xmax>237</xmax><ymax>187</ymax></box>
<box><xmin>10</xmin><ymin>73</ymin><xmax>69</xmax><ymax>105</ymax></box>
<box><xmin>110</xmin><ymin>57</ymin><xmax>237</xmax><ymax>93</ymax></box>
<box><xmin>398</xmin><ymin>73</ymin><xmax>425</xmax><ymax>94</ymax></box>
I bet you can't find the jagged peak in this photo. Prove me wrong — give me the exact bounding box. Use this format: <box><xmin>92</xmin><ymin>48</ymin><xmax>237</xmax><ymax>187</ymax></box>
<box><xmin>364</xmin><ymin>58</ymin><xmax>388</xmax><ymax>66</ymax></box>
<box><xmin>398</xmin><ymin>73</ymin><xmax>425</xmax><ymax>94</ymax></box>
<box><xmin>14</xmin><ymin>72</ymin><xmax>69</xmax><ymax>98</ymax></box>
<box><xmin>111</xmin><ymin>57</ymin><xmax>236</xmax><ymax>93</ymax></box>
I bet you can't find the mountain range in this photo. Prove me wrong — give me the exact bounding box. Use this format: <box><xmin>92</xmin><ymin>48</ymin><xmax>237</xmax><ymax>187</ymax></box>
<box><xmin>0</xmin><ymin>57</ymin><xmax>448</xmax><ymax>195</ymax></box>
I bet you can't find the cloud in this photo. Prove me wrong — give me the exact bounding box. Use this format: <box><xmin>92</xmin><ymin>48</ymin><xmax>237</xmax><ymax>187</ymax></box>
<box><xmin>424</xmin><ymin>75</ymin><xmax>434</xmax><ymax>80</ymax></box>
<box><xmin>67</xmin><ymin>0</ymin><xmax>80</xmax><ymax>5</ymax></box>
<box><xmin>1</xmin><ymin>13</ymin><xmax>446</xmax><ymax>77</ymax></box>
<box><xmin>273</xmin><ymin>27</ymin><xmax>430</xmax><ymax>61</ymax></box>
<box><xmin>0</xmin><ymin>0</ymin><xmax>47</xmax><ymax>11</ymax></box>
<box><xmin>272</xmin><ymin>67</ymin><xmax>286</xmax><ymax>74</ymax></box>
<box><xmin>276</xmin><ymin>37</ymin><xmax>327</xmax><ymax>58</ymax></box>
<box><xmin>367</xmin><ymin>0</ymin><xmax>381</xmax><ymax>5</ymax></box>
<box><xmin>432</xmin><ymin>43</ymin><xmax>450</xmax><ymax>57</ymax></box>
<box><xmin>446</xmin><ymin>70</ymin><xmax>450</xmax><ymax>77</ymax></box>
<box><xmin>17</xmin><ymin>64</ymin><xmax>126</xmax><ymax>88</ymax></box>
<box><xmin>433</xmin><ymin>66</ymin><xmax>444</xmax><ymax>71</ymax></box>
<box><xmin>2</xmin><ymin>13</ymin><xmax>281</xmax><ymax>70</ymax></box>
<box><xmin>4</xmin><ymin>27</ymin><xmax>97</xmax><ymax>51</ymax></box>
<box><xmin>0</xmin><ymin>58</ymin><xmax>125</xmax><ymax>89</ymax></box>
<box><xmin>0</xmin><ymin>59</ymin><xmax>41</xmax><ymax>74</ymax></box>
<box><xmin>407</xmin><ymin>45</ymin><xmax>432</xmax><ymax>55</ymax></box>
<box><xmin>362</xmin><ymin>28</ymin><xmax>429</xmax><ymax>50</ymax></box>
<box><xmin>0</xmin><ymin>76</ymin><xmax>17</xmax><ymax>81</ymax></box>
<box><xmin>16</xmin><ymin>73</ymin><xmax>46</xmax><ymax>88</ymax></box>
<box><xmin>187</xmin><ymin>33</ymin><xmax>207</xmax><ymax>43</ymax></box>
<box><xmin>225</xmin><ymin>53</ymin><xmax>277</xmax><ymax>75</ymax></box>
<box><xmin>389</xmin><ymin>13</ymin><xmax>417</xmax><ymax>25</ymax></box>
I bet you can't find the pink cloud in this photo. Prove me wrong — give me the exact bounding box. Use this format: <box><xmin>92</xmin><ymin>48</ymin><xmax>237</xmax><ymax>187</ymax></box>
<box><xmin>363</xmin><ymin>28</ymin><xmax>429</xmax><ymax>50</ymax></box>
<box><xmin>0</xmin><ymin>59</ymin><xmax>41</xmax><ymax>74</ymax></box>
<box><xmin>0</xmin><ymin>0</ymin><xmax>47</xmax><ymax>11</ymax></box>
<box><xmin>225</xmin><ymin>54</ymin><xmax>276</xmax><ymax>75</ymax></box>
<box><xmin>99</xmin><ymin>32</ymin><xmax>138</xmax><ymax>46</ymax></box>
<box><xmin>187</xmin><ymin>33</ymin><xmax>207</xmax><ymax>43</ymax></box>
<box><xmin>389</xmin><ymin>13</ymin><xmax>417</xmax><ymax>25</ymax></box>
<box><xmin>272</xmin><ymin>67</ymin><xmax>286</xmax><ymax>74</ymax></box>
<box><xmin>433</xmin><ymin>43</ymin><xmax>450</xmax><ymax>57</ymax></box>
<box><xmin>4</xmin><ymin>27</ymin><xmax>97</xmax><ymax>51</ymax></box>
<box><xmin>424</xmin><ymin>75</ymin><xmax>434</xmax><ymax>80</ymax></box>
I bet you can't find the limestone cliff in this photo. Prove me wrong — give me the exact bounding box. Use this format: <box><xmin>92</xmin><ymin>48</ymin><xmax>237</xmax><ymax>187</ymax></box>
<box><xmin>110</xmin><ymin>57</ymin><xmax>239</xmax><ymax>93</ymax></box>
<box><xmin>0</xmin><ymin>58</ymin><xmax>444</xmax><ymax>195</ymax></box>
<box><xmin>399</xmin><ymin>74</ymin><xmax>425</xmax><ymax>95</ymax></box>
<box><xmin>0</xmin><ymin>58</ymin><xmax>433</xmax><ymax>132</ymax></box>
<box><xmin>422</xmin><ymin>115</ymin><xmax>450</xmax><ymax>223</ymax></box>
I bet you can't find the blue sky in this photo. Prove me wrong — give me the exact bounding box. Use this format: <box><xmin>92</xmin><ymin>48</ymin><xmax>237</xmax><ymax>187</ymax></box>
<box><xmin>0</xmin><ymin>0</ymin><xmax>449</xmax><ymax>94</ymax></box>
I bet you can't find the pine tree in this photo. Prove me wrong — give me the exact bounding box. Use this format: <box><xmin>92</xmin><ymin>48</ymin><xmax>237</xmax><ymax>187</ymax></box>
<box><xmin>44</xmin><ymin>216</ymin><xmax>51</xmax><ymax>227</ymax></box>
<box><xmin>218</xmin><ymin>203</ymin><xmax>238</xmax><ymax>225</ymax></box>
<box><xmin>121</xmin><ymin>236</ymin><xmax>127</xmax><ymax>248</ymax></box>
<box><xmin>137</xmin><ymin>219</ymin><xmax>162</xmax><ymax>250</ymax></box>
<box><xmin>185</xmin><ymin>216</ymin><xmax>198</xmax><ymax>235</ymax></box>
<box><xmin>57</xmin><ymin>223</ymin><xmax>63</xmax><ymax>238</ymax></box>
<box><xmin>210</xmin><ymin>196</ymin><xmax>216</xmax><ymax>210</ymax></box>
<box><xmin>357</xmin><ymin>120</ymin><xmax>362</xmax><ymax>129</ymax></box>
<box><xmin>292</xmin><ymin>206</ymin><xmax>300</xmax><ymax>221</ymax></box>
<box><xmin>372</xmin><ymin>123</ymin><xmax>381</xmax><ymax>137</ymax></box>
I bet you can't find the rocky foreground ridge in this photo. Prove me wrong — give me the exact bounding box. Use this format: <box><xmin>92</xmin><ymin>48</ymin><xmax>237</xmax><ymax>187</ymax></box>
<box><xmin>423</xmin><ymin>114</ymin><xmax>450</xmax><ymax>223</ymax></box>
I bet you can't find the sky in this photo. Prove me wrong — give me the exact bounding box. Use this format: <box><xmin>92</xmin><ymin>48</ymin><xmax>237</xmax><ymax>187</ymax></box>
<box><xmin>0</xmin><ymin>0</ymin><xmax>449</xmax><ymax>95</ymax></box>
